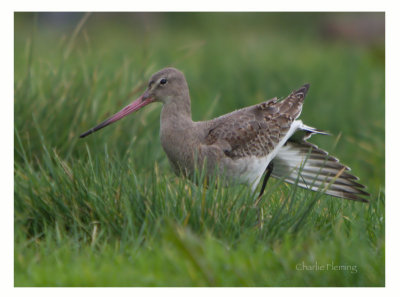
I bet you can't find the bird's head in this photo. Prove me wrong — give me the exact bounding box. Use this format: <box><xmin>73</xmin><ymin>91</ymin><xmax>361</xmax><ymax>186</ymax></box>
<box><xmin>79</xmin><ymin>67</ymin><xmax>189</xmax><ymax>138</ymax></box>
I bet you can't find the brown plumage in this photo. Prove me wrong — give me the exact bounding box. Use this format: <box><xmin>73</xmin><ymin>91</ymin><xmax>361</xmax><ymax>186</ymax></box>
<box><xmin>80</xmin><ymin>67</ymin><xmax>369</xmax><ymax>202</ymax></box>
<box><xmin>204</xmin><ymin>85</ymin><xmax>308</xmax><ymax>159</ymax></box>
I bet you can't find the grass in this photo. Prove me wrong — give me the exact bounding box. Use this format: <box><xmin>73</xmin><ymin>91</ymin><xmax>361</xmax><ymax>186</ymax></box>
<box><xmin>14</xmin><ymin>12</ymin><xmax>385</xmax><ymax>286</ymax></box>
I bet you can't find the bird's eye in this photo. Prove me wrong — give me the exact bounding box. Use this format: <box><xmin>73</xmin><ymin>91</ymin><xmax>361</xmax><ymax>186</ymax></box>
<box><xmin>160</xmin><ymin>78</ymin><xmax>167</xmax><ymax>85</ymax></box>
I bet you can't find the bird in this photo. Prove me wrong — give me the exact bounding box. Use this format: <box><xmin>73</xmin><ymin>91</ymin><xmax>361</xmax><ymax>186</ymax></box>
<box><xmin>80</xmin><ymin>67</ymin><xmax>369</xmax><ymax>203</ymax></box>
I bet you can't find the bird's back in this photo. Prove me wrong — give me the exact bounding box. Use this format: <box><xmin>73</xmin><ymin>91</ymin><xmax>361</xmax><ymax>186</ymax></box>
<box><xmin>202</xmin><ymin>84</ymin><xmax>309</xmax><ymax>160</ymax></box>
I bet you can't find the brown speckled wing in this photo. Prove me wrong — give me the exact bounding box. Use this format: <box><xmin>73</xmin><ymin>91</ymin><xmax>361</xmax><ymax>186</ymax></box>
<box><xmin>205</xmin><ymin>84</ymin><xmax>309</xmax><ymax>159</ymax></box>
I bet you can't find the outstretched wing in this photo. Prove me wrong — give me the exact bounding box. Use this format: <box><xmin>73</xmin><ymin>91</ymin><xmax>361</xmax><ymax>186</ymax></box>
<box><xmin>272</xmin><ymin>139</ymin><xmax>370</xmax><ymax>202</ymax></box>
<box><xmin>204</xmin><ymin>84</ymin><xmax>310</xmax><ymax>159</ymax></box>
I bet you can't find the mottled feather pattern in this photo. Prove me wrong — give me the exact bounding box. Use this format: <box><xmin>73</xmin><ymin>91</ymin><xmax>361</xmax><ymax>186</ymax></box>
<box><xmin>205</xmin><ymin>84</ymin><xmax>310</xmax><ymax>159</ymax></box>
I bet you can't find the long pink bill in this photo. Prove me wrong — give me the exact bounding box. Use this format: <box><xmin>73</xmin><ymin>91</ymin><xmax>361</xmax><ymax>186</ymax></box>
<box><xmin>79</xmin><ymin>95</ymin><xmax>154</xmax><ymax>138</ymax></box>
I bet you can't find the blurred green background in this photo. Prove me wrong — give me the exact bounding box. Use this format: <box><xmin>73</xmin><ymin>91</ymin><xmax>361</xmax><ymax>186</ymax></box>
<box><xmin>14</xmin><ymin>12</ymin><xmax>385</xmax><ymax>286</ymax></box>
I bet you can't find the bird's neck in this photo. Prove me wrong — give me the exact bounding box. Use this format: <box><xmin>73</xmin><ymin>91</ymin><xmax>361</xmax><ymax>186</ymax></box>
<box><xmin>160</xmin><ymin>96</ymin><xmax>196</xmax><ymax>172</ymax></box>
<box><xmin>160</xmin><ymin>96</ymin><xmax>192</xmax><ymax>125</ymax></box>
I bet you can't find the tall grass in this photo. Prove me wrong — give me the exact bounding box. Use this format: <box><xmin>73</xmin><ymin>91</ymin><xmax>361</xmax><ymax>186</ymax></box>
<box><xmin>14</xmin><ymin>12</ymin><xmax>385</xmax><ymax>286</ymax></box>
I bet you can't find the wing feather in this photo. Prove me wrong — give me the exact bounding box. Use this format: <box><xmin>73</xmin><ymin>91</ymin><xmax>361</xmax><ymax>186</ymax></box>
<box><xmin>204</xmin><ymin>84</ymin><xmax>310</xmax><ymax>159</ymax></box>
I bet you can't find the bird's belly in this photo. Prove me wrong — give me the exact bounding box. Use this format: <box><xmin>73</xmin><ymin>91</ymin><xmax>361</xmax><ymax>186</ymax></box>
<box><xmin>220</xmin><ymin>155</ymin><xmax>271</xmax><ymax>190</ymax></box>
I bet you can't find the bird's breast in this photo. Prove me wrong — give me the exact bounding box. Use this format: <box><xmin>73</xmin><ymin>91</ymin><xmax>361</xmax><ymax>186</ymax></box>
<box><xmin>160</xmin><ymin>124</ymin><xmax>199</xmax><ymax>174</ymax></box>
